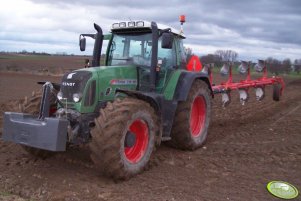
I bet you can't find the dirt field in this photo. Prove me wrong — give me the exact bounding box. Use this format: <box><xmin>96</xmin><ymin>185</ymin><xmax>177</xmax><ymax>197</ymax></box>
<box><xmin>0</xmin><ymin>71</ymin><xmax>300</xmax><ymax>201</ymax></box>
<box><xmin>0</xmin><ymin>53</ymin><xmax>93</xmax><ymax>75</ymax></box>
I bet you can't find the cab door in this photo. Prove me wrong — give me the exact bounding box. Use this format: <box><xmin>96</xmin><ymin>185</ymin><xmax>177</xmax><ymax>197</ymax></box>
<box><xmin>155</xmin><ymin>37</ymin><xmax>177</xmax><ymax>92</ymax></box>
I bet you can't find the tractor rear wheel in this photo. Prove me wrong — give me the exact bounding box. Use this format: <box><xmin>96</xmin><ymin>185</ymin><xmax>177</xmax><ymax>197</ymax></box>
<box><xmin>90</xmin><ymin>98</ymin><xmax>158</xmax><ymax>180</ymax></box>
<box><xmin>170</xmin><ymin>80</ymin><xmax>211</xmax><ymax>150</ymax></box>
<box><xmin>20</xmin><ymin>91</ymin><xmax>57</xmax><ymax>159</ymax></box>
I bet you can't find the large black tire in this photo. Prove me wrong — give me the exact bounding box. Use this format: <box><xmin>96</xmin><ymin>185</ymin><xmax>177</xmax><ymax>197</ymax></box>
<box><xmin>20</xmin><ymin>91</ymin><xmax>56</xmax><ymax>159</ymax></box>
<box><xmin>90</xmin><ymin>98</ymin><xmax>159</xmax><ymax>180</ymax></box>
<box><xmin>170</xmin><ymin>80</ymin><xmax>211</xmax><ymax>150</ymax></box>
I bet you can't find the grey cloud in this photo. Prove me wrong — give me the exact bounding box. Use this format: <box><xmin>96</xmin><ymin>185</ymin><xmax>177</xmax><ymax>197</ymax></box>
<box><xmin>1</xmin><ymin>0</ymin><xmax>301</xmax><ymax>59</ymax></box>
<box><xmin>27</xmin><ymin>0</ymin><xmax>301</xmax><ymax>47</ymax></box>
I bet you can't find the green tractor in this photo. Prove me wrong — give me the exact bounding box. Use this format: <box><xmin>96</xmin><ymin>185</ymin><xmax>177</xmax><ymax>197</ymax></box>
<box><xmin>3</xmin><ymin>20</ymin><xmax>212</xmax><ymax>180</ymax></box>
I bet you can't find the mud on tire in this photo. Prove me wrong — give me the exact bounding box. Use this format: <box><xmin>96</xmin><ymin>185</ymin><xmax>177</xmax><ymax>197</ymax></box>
<box><xmin>90</xmin><ymin>98</ymin><xmax>159</xmax><ymax>180</ymax></box>
<box><xmin>170</xmin><ymin>80</ymin><xmax>212</xmax><ymax>150</ymax></box>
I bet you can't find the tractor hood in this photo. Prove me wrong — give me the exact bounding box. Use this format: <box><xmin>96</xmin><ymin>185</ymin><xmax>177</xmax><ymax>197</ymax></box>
<box><xmin>95</xmin><ymin>65</ymin><xmax>138</xmax><ymax>102</ymax></box>
<box><xmin>58</xmin><ymin>65</ymin><xmax>138</xmax><ymax>113</ymax></box>
<box><xmin>60</xmin><ymin>71</ymin><xmax>92</xmax><ymax>102</ymax></box>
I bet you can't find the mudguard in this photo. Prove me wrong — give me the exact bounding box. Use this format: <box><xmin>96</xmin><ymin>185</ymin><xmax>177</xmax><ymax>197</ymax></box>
<box><xmin>2</xmin><ymin>112</ymin><xmax>68</xmax><ymax>151</ymax></box>
<box><xmin>174</xmin><ymin>71</ymin><xmax>213</xmax><ymax>101</ymax></box>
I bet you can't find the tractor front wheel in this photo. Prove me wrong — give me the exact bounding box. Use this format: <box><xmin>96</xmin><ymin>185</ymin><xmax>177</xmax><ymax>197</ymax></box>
<box><xmin>90</xmin><ymin>98</ymin><xmax>158</xmax><ymax>180</ymax></box>
<box><xmin>170</xmin><ymin>80</ymin><xmax>211</xmax><ymax>150</ymax></box>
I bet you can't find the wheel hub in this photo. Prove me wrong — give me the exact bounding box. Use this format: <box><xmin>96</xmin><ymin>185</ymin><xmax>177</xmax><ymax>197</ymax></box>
<box><xmin>124</xmin><ymin>119</ymin><xmax>149</xmax><ymax>163</ymax></box>
<box><xmin>125</xmin><ymin>131</ymin><xmax>136</xmax><ymax>148</ymax></box>
<box><xmin>190</xmin><ymin>96</ymin><xmax>206</xmax><ymax>137</ymax></box>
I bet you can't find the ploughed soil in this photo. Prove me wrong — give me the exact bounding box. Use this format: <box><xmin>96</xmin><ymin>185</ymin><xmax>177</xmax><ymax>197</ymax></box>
<box><xmin>0</xmin><ymin>71</ymin><xmax>300</xmax><ymax>201</ymax></box>
<box><xmin>0</xmin><ymin>53</ymin><xmax>92</xmax><ymax>75</ymax></box>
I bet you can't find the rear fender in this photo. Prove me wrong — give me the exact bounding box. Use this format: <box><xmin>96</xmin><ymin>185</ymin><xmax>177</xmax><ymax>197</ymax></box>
<box><xmin>116</xmin><ymin>89</ymin><xmax>161</xmax><ymax>112</ymax></box>
<box><xmin>174</xmin><ymin>71</ymin><xmax>213</xmax><ymax>101</ymax></box>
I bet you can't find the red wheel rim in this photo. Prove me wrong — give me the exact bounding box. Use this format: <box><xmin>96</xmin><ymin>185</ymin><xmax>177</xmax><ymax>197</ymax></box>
<box><xmin>124</xmin><ymin>119</ymin><xmax>149</xmax><ymax>163</ymax></box>
<box><xmin>190</xmin><ymin>96</ymin><xmax>206</xmax><ymax>137</ymax></box>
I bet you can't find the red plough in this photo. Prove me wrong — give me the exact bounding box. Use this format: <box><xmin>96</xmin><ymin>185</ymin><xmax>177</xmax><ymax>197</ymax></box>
<box><xmin>201</xmin><ymin>60</ymin><xmax>285</xmax><ymax>106</ymax></box>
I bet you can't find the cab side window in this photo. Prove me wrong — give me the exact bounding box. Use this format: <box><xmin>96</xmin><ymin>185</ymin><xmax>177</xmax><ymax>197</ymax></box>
<box><xmin>158</xmin><ymin>37</ymin><xmax>176</xmax><ymax>69</ymax></box>
<box><xmin>177</xmin><ymin>39</ymin><xmax>187</xmax><ymax>68</ymax></box>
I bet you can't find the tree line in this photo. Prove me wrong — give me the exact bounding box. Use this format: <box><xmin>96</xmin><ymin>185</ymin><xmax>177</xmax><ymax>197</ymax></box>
<box><xmin>0</xmin><ymin>50</ymin><xmax>76</xmax><ymax>56</ymax></box>
<box><xmin>196</xmin><ymin>49</ymin><xmax>301</xmax><ymax>74</ymax></box>
<box><xmin>2</xmin><ymin>49</ymin><xmax>300</xmax><ymax>74</ymax></box>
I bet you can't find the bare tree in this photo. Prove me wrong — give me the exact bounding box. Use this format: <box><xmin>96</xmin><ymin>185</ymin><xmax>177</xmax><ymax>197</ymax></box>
<box><xmin>229</xmin><ymin>50</ymin><xmax>238</xmax><ymax>62</ymax></box>
<box><xmin>214</xmin><ymin>50</ymin><xmax>238</xmax><ymax>62</ymax></box>
<box><xmin>214</xmin><ymin>50</ymin><xmax>224</xmax><ymax>61</ymax></box>
<box><xmin>294</xmin><ymin>59</ymin><xmax>301</xmax><ymax>74</ymax></box>
<box><xmin>266</xmin><ymin>57</ymin><xmax>281</xmax><ymax>74</ymax></box>
<box><xmin>266</xmin><ymin>57</ymin><xmax>293</xmax><ymax>74</ymax></box>
<box><xmin>282</xmin><ymin>58</ymin><xmax>292</xmax><ymax>74</ymax></box>
<box><xmin>200</xmin><ymin>54</ymin><xmax>220</xmax><ymax>65</ymax></box>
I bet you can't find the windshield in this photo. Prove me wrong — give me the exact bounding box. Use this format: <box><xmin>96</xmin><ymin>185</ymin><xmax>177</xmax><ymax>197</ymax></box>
<box><xmin>108</xmin><ymin>33</ymin><xmax>152</xmax><ymax>67</ymax></box>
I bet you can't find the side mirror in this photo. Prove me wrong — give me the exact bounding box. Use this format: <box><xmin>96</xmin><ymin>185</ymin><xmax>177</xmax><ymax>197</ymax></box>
<box><xmin>161</xmin><ymin>32</ymin><xmax>173</xmax><ymax>49</ymax></box>
<box><xmin>79</xmin><ymin>37</ymin><xmax>86</xmax><ymax>51</ymax></box>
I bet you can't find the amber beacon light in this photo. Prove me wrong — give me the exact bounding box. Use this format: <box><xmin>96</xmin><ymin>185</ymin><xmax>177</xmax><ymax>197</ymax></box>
<box><xmin>179</xmin><ymin>15</ymin><xmax>186</xmax><ymax>24</ymax></box>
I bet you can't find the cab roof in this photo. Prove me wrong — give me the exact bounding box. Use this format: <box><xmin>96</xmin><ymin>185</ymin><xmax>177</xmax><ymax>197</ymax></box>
<box><xmin>111</xmin><ymin>20</ymin><xmax>185</xmax><ymax>38</ymax></box>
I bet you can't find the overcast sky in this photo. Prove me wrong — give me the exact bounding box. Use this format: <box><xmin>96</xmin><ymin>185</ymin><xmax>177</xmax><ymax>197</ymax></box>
<box><xmin>1</xmin><ymin>0</ymin><xmax>301</xmax><ymax>61</ymax></box>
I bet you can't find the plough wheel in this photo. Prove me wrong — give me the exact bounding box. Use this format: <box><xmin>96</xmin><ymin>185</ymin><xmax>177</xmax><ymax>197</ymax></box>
<box><xmin>273</xmin><ymin>84</ymin><xmax>281</xmax><ymax>101</ymax></box>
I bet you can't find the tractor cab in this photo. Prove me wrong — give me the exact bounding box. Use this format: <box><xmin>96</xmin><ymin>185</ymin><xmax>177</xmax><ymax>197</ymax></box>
<box><xmin>79</xmin><ymin>21</ymin><xmax>187</xmax><ymax>92</ymax></box>
<box><xmin>106</xmin><ymin>21</ymin><xmax>187</xmax><ymax>92</ymax></box>
<box><xmin>107</xmin><ymin>21</ymin><xmax>186</xmax><ymax>67</ymax></box>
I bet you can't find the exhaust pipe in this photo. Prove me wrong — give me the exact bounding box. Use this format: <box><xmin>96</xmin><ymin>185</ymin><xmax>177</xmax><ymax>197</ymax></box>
<box><xmin>92</xmin><ymin>23</ymin><xmax>103</xmax><ymax>67</ymax></box>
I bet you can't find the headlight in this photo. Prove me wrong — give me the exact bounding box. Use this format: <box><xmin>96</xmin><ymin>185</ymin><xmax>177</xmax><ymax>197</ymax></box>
<box><xmin>57</xmin><ymin>91</ymin><xmax>63</xmax><ymax>100</ymax></box>
<box><xmin>73</xmin><ymin>93</ymin><xmax>82</xmax><ymax>102</ymax></box>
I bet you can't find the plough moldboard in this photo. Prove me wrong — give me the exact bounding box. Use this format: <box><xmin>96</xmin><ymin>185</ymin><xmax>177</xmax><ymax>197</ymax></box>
<box><xmin>201</xmin><ymin>60</ymin><xmax>285</xmax><ymax>107</ymax></box>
